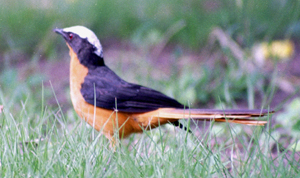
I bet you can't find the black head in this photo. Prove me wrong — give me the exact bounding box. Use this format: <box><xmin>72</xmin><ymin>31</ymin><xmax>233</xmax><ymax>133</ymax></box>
<box><xmin>54</xmin><ymin>26</ymin><xmax>104</xmax><ymax>68</ymax></box>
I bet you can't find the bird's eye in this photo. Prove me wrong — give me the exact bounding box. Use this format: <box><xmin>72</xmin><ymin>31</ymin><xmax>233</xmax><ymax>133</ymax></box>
<box><xmin>69</xmin><ymin>33</ymin><xmax>73</xmax><ymax>40</ymax></box>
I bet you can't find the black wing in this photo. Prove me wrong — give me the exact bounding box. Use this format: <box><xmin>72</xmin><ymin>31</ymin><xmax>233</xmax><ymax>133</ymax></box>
<box><xmin>81</xmin><ymin>66</ymin><xmax>184</xmax><ymax>113</ymax></box>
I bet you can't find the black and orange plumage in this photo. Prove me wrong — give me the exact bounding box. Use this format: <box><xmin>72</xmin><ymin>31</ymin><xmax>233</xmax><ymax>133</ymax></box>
<box><xmin>54</xmin><ymin>26</ymin><xmax>273</xmax><ymax>141</ymax></box>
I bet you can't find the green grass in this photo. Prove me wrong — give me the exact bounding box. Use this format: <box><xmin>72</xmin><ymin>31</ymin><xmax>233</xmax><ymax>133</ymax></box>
<box><xmin>0</xmin><ymin>68</ymin><xmax>298</xmax><ymax>177</ymax></box>
<box><xmin>1</xmin><ymin>0</ymin><xmax>300</xmax><ymax>176</ymax></box>
<box><xmin>0</xmin><ymin>86</ymin><xmax>299</xmax><ymax>177</ymax></box>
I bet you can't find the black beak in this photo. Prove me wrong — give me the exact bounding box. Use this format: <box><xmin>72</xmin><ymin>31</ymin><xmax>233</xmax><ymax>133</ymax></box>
<box><xmin>54</xmin><ymin>28</ymin><xmax>63</xmax><ymax>34</ymax></box>
<box><xmin>54</xmin><ymin>28</ymin><xmax>68</xmax><ymax>40</ymax></box>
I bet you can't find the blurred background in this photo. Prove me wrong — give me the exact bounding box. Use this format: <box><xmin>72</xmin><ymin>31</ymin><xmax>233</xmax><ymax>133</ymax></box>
<box><xmin>1</xmin><ymin>0</ymin><xmax>300</xmax><ymax>149</ymax></box>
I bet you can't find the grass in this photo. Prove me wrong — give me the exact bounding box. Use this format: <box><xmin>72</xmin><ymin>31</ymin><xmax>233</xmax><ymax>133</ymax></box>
<box><xmin>1</xmin><ymin>0</ymin><xmax>300</xmax><ymax>176</ymax></box>
<box><xmin>0</xmin><ymin>87</ymin><xmax>299</xmax><ymax>177</ymax></box>
<box><xmin>0</xmin><ymin>67</ymin><xmax>299</xmax><ymax>176</ymax></box>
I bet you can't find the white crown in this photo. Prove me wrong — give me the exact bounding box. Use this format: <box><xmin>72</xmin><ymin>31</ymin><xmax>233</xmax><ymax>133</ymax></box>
<box><xmin>63</xmin><ymin>26</ymin><xmax>103</xmax><ymax>57</ymax></box>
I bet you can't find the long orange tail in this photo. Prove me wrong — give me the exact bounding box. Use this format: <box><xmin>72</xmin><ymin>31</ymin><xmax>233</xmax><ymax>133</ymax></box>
<box><xmin>153</xmin><ymin>108</ymin><xmax>274</xmax><ymax>126</ymax></box>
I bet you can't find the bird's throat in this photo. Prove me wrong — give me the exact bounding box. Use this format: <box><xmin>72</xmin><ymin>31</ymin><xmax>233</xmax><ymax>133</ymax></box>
<box><xmin>68</xmin><ymin>44</ymin><xmax>89</xmax><ymax>112</ymax></box>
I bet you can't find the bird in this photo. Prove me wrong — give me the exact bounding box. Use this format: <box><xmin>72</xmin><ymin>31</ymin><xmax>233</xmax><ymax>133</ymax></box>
<box><xmin>54</xmin><ymin>25</ymin><xmax>273</xmax><ymax>143</ymax></box>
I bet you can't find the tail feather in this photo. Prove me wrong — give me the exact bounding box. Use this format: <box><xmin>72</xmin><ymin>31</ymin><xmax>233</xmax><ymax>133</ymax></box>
<box><xmin>156</xmin><ymin>108</ymin><xmax>273</xmax><ymax>126</ymax></box>
<box><xmin>213</xmin><ymin>119</ymin><xmax>267</xmax><ymax>126</ymax></box>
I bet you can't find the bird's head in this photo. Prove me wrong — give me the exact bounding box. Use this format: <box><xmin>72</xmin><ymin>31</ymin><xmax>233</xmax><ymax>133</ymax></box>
<box><xmin>54</xmin><ymin>26</ymin><xmax>104</xmax><ymax>67</ymax></box>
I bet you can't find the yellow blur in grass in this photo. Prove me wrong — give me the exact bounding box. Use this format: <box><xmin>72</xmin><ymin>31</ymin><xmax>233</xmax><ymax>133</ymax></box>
<box><xmin>252</xmin><ymin>40</ymin><xmax>294</xmax><ymax>66</ymax></box>
<box><xmin>261</xmin><ymin>40</ymin><xmax>294</xmax><ymax>60</ymax></box>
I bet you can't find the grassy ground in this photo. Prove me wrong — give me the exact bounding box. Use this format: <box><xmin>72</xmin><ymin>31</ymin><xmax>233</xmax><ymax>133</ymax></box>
<box><xmin>0</xmin><ymin>89</ymin><xmax>298</xmax><ymax>177</ymax></box>
<box><xmin>1</xmin><ymin>0</ymin><xmax>300</xmax><ymax>177</ymax></box>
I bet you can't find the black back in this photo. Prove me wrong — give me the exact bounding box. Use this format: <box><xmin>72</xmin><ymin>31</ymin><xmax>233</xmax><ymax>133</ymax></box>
<box><xmin>81</xmin><ymin>66</ymin><xmax>184</xmax><ymax>113</ymax></box>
